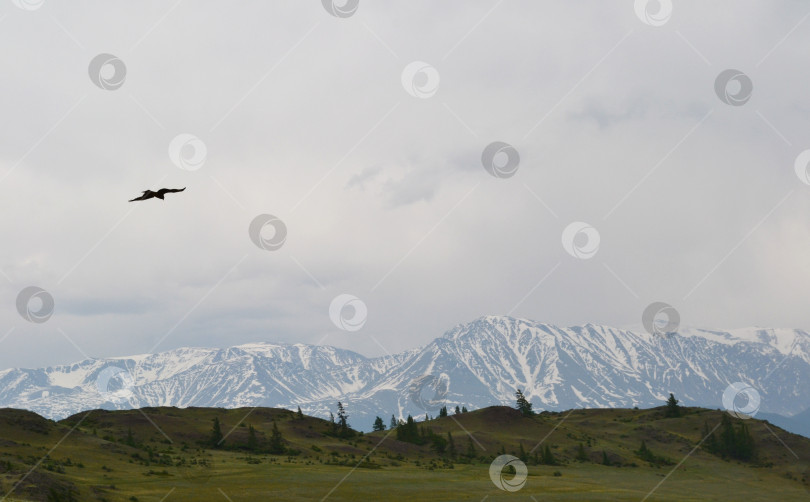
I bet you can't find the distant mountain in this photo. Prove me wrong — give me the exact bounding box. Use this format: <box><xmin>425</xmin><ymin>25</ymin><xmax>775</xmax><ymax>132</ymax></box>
<box><xmin>2</xmin><ymin>316</ymin><xmax>809</xmax><ymax>433</ymax></box>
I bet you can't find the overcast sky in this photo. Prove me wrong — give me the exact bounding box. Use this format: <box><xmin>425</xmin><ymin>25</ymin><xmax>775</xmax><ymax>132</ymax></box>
<box><xmin>2</xmin><ymin>0</ymin><xmax>810</xmax><ymax>369</ymax></box>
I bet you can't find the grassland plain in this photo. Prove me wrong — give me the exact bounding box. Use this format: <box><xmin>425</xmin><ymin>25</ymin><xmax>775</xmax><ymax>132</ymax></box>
<box><xmin>0</xmin><ymin>405</ymin><xmax>808</xmax><ymax>501</ymax></box>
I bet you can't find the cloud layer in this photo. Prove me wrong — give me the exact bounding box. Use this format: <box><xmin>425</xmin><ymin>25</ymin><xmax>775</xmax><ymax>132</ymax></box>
<box><xmin>2</xmin><ymin>1</ymin><xmax>810</xmax><ymax>369</ymax></box>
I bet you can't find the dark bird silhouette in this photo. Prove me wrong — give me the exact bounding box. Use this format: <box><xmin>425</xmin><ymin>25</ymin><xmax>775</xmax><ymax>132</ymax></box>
<box><xmin>129</xmin><ymin>187</ymin><xmax>186</xmax><ymax>202</ymax></box>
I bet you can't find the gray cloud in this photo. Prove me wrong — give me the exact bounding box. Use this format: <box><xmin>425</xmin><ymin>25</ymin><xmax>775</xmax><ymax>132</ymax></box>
<box><xmin>1</xmin><ymin>1</ymin><xmax>810</xmax><ymax>369</ymax></box>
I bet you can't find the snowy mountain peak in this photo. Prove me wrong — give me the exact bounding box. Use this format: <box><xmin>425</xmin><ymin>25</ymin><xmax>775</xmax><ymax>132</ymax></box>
<box><xmin>1</xmin><ymin>317</ymin><xmax>810</xmax><ymax>432</ymax></box>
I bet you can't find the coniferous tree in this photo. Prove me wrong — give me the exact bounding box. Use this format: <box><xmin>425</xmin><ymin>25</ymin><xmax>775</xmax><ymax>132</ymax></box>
<box><xmin>296</xmin><ymin>406</ymin><xmax>304</xmax><ymax>420</ymax></box>
<box><xmin>454</xmin><ymin>405</ymin><xmax>461</xmax><ymax>415</ymax></box>
<box><xmin>665</xmin><ymin>393</ymin><xmax>680</xmax><ymax>418</ymax></box>
<box><xmin>329</xmin><ymin>412</ymin><xmax>337</xmax><ymax>435</ymax></box>
<box><xmin>541</xmin><ymin>444</ymin><xmax>557</xmax><ymax>465</ymax></box>
<box><xmin>447</xmin><ymin>431</ymin><xmax>456</xmax><ymax>458</ymax></box>
<box><xmin>602</xmin><ymin>450</ymin><xmax>611</xmax><ymax>466</ymax></box>
<box><xmin>638</xmin><ymin>439</ymin><xmax>649</xmax><ymax>456</ymax></box>
<box><xmin>336</xmin><ymin>402</ymin><xmax>350</xmax><ymax>437</ymax></box>
<box><xmin>373</xmin><ymin>416</ymin><xmax>385</xmax><ymax>431</ymax></box>
<box><xmin>518</xmin><ymin>442</ymin><xmax>527</xmax><ymax>462</ymax></box>
<box><xmin>247</xmin><ymin>424</ymin><xmax>258</xmax><ymax>451</ymax></box>
<box><xmin>269</xmin><ymin>420</ymin><xmax>285</xmax><ymax>454</ymax></box>
<box><xmin>210</xmin><ymin>417</ymin><xmax>224</xmax><ymax>448</ymax></box>
<box><xmin>515</xmin><ymin>389</ymin><xmax>533</xmax><ymax>416</ymax></box>
<box><xmin>706</xmin><ymin>414</ymin><xmax>756</xmax><ymax>461</ymax></box>
<box><xmin>461</xmin><ymin>406</ymin><xmax>468</xmax><ymax>413</ymax></box>
<box><xmin>636</xmin><ymin>439</ymin><xmax>672</xmax><ymax>466</ymax></box>
<box><xmin>576</xmin><ymin>443</ymin><xmax>588</xmax><ymax>462</ymax></box>
<box><xmin>637</xmin><ymin>439</ymin><xmax>653</xmax><ymax>463</ymax></box>
<box><xmin>390</xmin><ymin>415</ymin><xmax>397</xmax><ymax>430</ymax></box>
<box><xmin>430</xmin><ymin>433</ymin><xmax>447</xmax><ymax>454</ymax></box>
<box><xmin>466</xmin><ymin>436</ymin><xmax>476</xmax><ymax>459</ymax></box>
<box><xmin>734</xmin><ymin>422</ymin><xmax>756</xmax><ymax>461</ymax></box>
<box><xmin>125</xmin><ymin>427</ymin><xmax>135</xmax><ymax>447</ymax></box>
<box><xmin>439</xmin><ymin>406</ymin><xmax>448</xmax><ymax>418</ymax></box>
<box><xmin>703</xmin><ymin>420</ymin><xmax>718</xmax><ymax>454</ymax></box>
<box><xmin>396</xmin><ymin>415</ymin><xmax>421</xmax><ymax>444</ymax></box>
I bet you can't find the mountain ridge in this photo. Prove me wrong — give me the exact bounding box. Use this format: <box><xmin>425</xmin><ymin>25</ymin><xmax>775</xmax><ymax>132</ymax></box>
<box><xmin>2</xmin><ymin>315</ymin><xmax>809</xmax><ymax>434</ymax></box>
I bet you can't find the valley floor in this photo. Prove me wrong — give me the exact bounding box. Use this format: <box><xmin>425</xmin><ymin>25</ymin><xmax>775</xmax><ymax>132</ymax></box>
<box><xmin>15</xmin><ymin>459</ymin><xmax>808</xmax><ymax>502</ymax></box>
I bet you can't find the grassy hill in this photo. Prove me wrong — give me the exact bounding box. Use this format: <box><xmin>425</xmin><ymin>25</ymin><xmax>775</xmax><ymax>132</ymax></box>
<box><xmin>0</xmin><ymin>405</ymin><xmax>808</xmax><ymax>500</ymax></box>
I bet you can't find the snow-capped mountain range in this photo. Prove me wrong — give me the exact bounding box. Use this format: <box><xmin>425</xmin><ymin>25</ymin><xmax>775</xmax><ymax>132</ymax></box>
<box><xmin>1</xmin><ymin>315</ymin><xmax>809</xmax><ymax>433</ymax></box>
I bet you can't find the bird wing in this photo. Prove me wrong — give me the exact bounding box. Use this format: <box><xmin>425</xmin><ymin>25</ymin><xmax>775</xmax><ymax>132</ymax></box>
<box><xmin>129</xmin><ymin>192</ymin><xmax>153</xmax><ymax>202</ymax></box>
<box><xmin>155</xmin><ymin>187</ymin><xmax>185</xmax><ymax>195</ymax></box>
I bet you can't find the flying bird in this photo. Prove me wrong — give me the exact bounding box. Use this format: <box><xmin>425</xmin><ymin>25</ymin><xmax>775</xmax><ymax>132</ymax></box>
<box><xmin>129</xmin><ymin>187</ymin><xmax>186</xmax><ymax>202</ymax></box>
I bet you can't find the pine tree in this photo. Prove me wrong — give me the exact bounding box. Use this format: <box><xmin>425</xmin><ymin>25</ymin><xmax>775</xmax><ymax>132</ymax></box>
<box><xmin>430</xmin><ymin>433</ymin><xmax>447</xmax><ymax>454</ymax></box>
<box><xmin>336</xmin><ymin>402</ymin><xmax>350</xmax><ymax>437</ymax></box>
<box><xmin>637</xmin><ymin>439</ymin><xmax>652</xmax><ymax>462</ymax></box>
<box><xmin>390</xmin><ymin>415</ymin><xmax>397</xmax><ymax>430</ymax></box>
<box><xmin>518</xmin><ymin>442</ymin><xmax>527</xmax><ymax>462</ymax></box>
<box><xmin>703</xmin><ymin>420</ymin><xmax>718</xmax><ymax>454</ymax></box>
<box><xmin>439</xmin><ymin>406</ymin><xmax>448</xmax><ymax>418</ymax></box>
<box><xmin>461</xmin><ymin>406</ymin><xmax>468</xmax><ymax>413</ymax></box>
<box><xmin>269</xmin><ymin>420</ymin><xmax>285</xmax><ymax>454</ymax></box>
<box><xmin>541</xmin><ymin>444</ymin><xmax>557</xmax><ymax>465</ymax></box>
<box><xmin>210</xmin><ymin>417</ymin><xmax>224</xmax><ymax>447</ymax></box>
<box><xmin>296</xmin><ymin>406</ymin><xmax>304</xmax><ymax>420</ymax></box>
<box><xmin>247</xmin><ymin>424</ymin><xmax>258</xmax><ymax>451</ymax></box>
<box><xmin>665</xmin><ymin>393</ymin><xmax>680</xmax><ymax>417</ymax></box>
<box><xmin>373</xmin><ymin>416</ymin><xmax>385</xmax><ymax>431</ymax></box>
<box><xmin>515</xmin><ymin>389</ymin><xmax>533</xmax><ymax>416</ymax></box>
<box><xmin>636</xmin><ymin>439</ymin><xmax>672</xmax><ymax>466</ymax></box>
<box><xmin>719</xmin><ymin>413</ymin><xmax>736</xmax><ymax>458</ymax></box>
<box><xmin>329</xmin><ymin>412</ymin><xmax>337</xmax><ymax>435</ymax></box>
<box><xmin>125</xmin><ymin>427</ymin><xmax>135</xmax><ymax>447</ymax></box>
<box><xmin>576</xmin><ymin>443</ymin><xmax>588</xmax><ymax>462</ymax></box>
<box><xmin>396</xmin><ymin>415</ymin><xmax>421</xmax><ymax>444</ymax></box>
<box><xmin>709</xmin><ymin>414</ymin><xmax>756</xmax><ymax>461</ymax></box>
<box><xmin>735</xmin><ymin>422</ymin><xmax>756</xmax><ymax>461</ymax></box>
<box><xmin>454</xmin><ymin>406</ymin><xmax>461</xmax><ymax>415</ymax></box>
<box><xmin>602</xmin><ymin>450</ymin><xmax>611</xmax><ymax>466</ymax></box>
<box><xmin>466</xmin><ymin>436</ymin><xmax>476</xmax><ymax>459</ymax></box>
<box><xmin>447</xmin><ymin>431</ymin><xmax>456</xmax><ymax>458</ymax></box>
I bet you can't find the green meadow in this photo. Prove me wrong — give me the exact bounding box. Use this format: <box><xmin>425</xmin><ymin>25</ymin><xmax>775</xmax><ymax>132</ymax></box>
<box><xmin>0</xmin><ymin>405</ymin><xmax>808</xmax><ymax>501</ymax></box>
